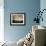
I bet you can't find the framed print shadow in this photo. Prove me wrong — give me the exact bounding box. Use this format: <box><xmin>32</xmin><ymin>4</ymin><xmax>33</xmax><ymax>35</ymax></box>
<box><xmin>10</xmin><ymin>13</ymin><xmax>26</xmax><ymax>26</ymax></box>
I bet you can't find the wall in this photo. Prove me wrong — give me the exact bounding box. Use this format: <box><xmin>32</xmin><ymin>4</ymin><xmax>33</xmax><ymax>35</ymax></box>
<box><xmin>4</xmin><ymin>0</ymin><xmax>40</xmax><ymax>42</ymax></box>
<box><xmin>40</xmin><ymin>0</ymin><xmax>46</xmax><ymax>27</ymax></box>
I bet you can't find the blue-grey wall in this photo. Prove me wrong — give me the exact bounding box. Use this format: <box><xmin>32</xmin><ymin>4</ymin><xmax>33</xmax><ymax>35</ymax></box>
<box><xmin>40</xmin><ymin>0</ymin><xmax>46</xmax><ymax>27</ymax></box>
<box><xmin>4</xmin><ymin>0</ymin><xmax>40</xmax><ymax>42</ymax></box>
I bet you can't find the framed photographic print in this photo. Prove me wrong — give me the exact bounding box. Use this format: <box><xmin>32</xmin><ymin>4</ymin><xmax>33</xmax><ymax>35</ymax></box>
<box><xmin>10</xmin><ymin>13</ymin><xmax>26</xmax><ymax>26</ymax></box>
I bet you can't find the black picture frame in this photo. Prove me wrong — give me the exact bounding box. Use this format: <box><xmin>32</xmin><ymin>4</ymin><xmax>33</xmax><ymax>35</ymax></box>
<box><xmin>10</xmin><ymin>13</ymin><xmax>26</xmax><ymax>26</ymax></box>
